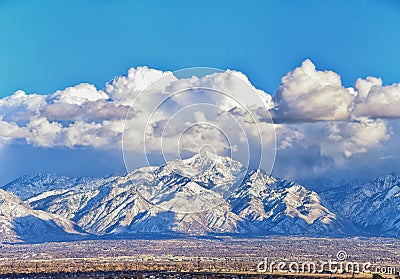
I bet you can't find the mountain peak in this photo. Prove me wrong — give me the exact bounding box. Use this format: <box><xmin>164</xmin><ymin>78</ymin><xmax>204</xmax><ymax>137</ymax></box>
<box><xmin>163</xmin><ymin>152</ymin><xmax>244</xmax><ymax>181</ymax></box>
<box><xmin>0</xmin><ymin>154</ymin><xmax>367</xmax><ymax>241</ymax></box>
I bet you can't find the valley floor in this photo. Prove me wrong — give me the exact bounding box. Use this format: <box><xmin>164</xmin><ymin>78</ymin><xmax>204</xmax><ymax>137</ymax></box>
<box><xmin>0</xmin><ymin>237</ymin><xmax>399</xmax><ymax>277</ymax></box>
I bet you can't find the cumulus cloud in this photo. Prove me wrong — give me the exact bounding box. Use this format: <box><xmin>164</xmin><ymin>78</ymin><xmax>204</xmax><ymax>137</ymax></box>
<box><xmin>352</xmin><ymin>77</ymin><xmax>400</xmax><ymax>118</ymax></box>
<box><xmin>0</xmin><ymin>61</ymin><xmax>399</xmax><ymax>181</ymax></box>
<box><xmin>40</xmin><ymin>101</ymin><xmax>131</xmax><ymax>123</ymax></box>
<box><xmin>50</xmin><ymin>83</ymin><xmax>109</xmax><ymax>105</ymax></box>
<box><xmin>274</xmin><ymin>59</ymin><xmax>355</xmax><ymax>122</ymax></box>
<box><xmin>117</xmin><ymin>69</ymin><xmax>276</xmax><ymax>173</ymax></box>
<box><xmin>0</xmin><ymin>116</ymin><xmax>28</xmax><ymax>139</ymax></box>
<box><xmin>0</xmin><ymin>91</ymin><xmax>46</xmax><ymax>123</ymax></box>
<box><xmin>272</xmin><ymin>60</ymin><xmax>400</xmax><ymax>122</ymax></box>
<box><xmin>277</xmin><ymin>118</ymin><xmax>388</xmax><ymax>161</ymax></box>
<box><xmin>0</xmin><ymin>67</ymin><xmax>274</xmax><ymax>152</ymax></box>
<box><xmin>273</xmin><ymin>118</ymin><xmax>391</xmax><ymax>181</ymax></box>
<box><xmin>106</xmin><ymin>66</ymin><xmax>175</xmax><ymax>105</ymax></box>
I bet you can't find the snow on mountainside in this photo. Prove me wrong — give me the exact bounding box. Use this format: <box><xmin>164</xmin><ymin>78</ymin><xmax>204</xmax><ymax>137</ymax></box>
<box><xmin>321</xmin><ymin>173</ymin><xmax>400</xmax><ymax>237</ymax></box>
<box><xmin>2</xmin><ymin>173</ymin><xmax>117</xmax><ymax>200</ymax></box>
<box><xmin>0</xmin><ymin>153</ymin><xmax>345</xmax><ymax>239</ymax></box>
<box><xmin>0</xmin><ymin>189</ymin><xmax>84</xmax><ymax>243</ymax></box>
<box><xmin>228</xmin><ymin>170</ymin><xmax>348</xmax><ymax>236</ymax></box>
<box><xmin>25</xmin><ymin>157</ymin><xmax>244</xmax><ymax>235</ymax></box>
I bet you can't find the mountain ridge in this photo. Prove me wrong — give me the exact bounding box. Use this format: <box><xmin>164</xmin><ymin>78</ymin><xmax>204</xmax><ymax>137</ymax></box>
<box><xmin>0</xmin><ymin>154</ymin><xmax>398</xmax><ymax>243</ymax></box>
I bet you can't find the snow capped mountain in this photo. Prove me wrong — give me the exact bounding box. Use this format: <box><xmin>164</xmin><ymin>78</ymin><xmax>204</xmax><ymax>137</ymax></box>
<box><xmin>8</xmin><ymin>153</ymin><xmax>400</xmax><ymax>242</ymax></box>
<box><xmin>25</xmin><ymin>158</ymin><xmax>243</xmax><ymax>235</ymax></box>
<box><xmin>321</xmin><ymin>173</ymin><xmax>400</xmax><ymax>237</ymax></box>
<box><xmin>2</xmin><ymin>173</ymin><xmax>117</xmax><ymax>200</ymax></box>
<box><xmin>0</xmin><ymin>189</ymin><xmax>84</xmax><ymax>243</ymax></box>
<box><xmin>0</xmin><ymin>153</ymin><xmax>345</xmax><ymax>241</ymax></box>
<box><xmin>228</xmin><ymin>170</ymin><xmax>348</xmax><ymax>236</ymax></box>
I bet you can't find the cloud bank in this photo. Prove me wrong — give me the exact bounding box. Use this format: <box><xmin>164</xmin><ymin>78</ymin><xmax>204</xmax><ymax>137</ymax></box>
<box><xmin>0</xmin><ymin>60</ymin><xmax>399</xmax><ymax>181</ymax></box>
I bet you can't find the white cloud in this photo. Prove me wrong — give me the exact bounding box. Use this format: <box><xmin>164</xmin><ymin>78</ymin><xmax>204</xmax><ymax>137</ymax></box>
<box><xmin>26</xmin><ymin>117</ymin><xmax>63</xmax><ymax>147</ymax></box>
<box><xmin>0</xmin><ymin>90</ymin><xmax>46</xmax><ymax>110</ymax></box>
<box><xmin>274</xmin><ymin>59</ymin><xmax>354</xmax><ymax>121</ymax></box>
<box><xmin>326</xmin><ymin>118</ymin><xmax>389</xmax><ymax>159</ymax></box>
<box><xmin>353</xmin><ymin>77</ymin><xmax>400</xmax><ymax>118</ymax></box>
<box><xmin>0</xmin><ymin>116</ymin><xmax>28</xmax><ymax>138</ymax></box>
<box><xmin>106</xmin><ymin>66</ymin><xmax>175</xmax><ymax>105</ymax></box>
<box><xmin>50</xmin><ymin>83</ymin><xmax>109</xmax><ymax>105</ymax></box>
<box><xmin>64</xmin><ymin>121</ymin><xmax>109</xmax><ymax>148</ymax></box>
<box><xmin>354</xmin><ymin>76</ymin><xmax>382</xmax><ymax>101</ymax></box>
<box><xmin>272</xmin><ymin>118</ymin><xmax>391</xmax><ymax>181</ymax></box>
<box><xmin>276</xmin><ymin>118</ymin><xmax>388</xmax><ymax>164</ymax></box>
<box><xmin>0</xmin><ymin>67</ymin><xmax>273</xmax><ymax>152</ymax></box>
<box><xmin>0</xmin><ymin>61</ymin><xmax>399</xmax><ymax>181</ymax></box>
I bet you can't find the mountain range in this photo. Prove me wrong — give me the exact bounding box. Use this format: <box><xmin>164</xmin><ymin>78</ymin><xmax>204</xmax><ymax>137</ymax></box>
<box><xmin>1</xmin><ymin>152</ymin><xmax>399</xmax><ymax>243</ymax></box>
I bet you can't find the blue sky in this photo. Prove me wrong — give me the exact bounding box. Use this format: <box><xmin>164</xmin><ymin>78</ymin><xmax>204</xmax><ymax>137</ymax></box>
<box><xmin>0</xmin><ymin>0</ymin><xmax>399</xmax><ymax>98</ymax></box>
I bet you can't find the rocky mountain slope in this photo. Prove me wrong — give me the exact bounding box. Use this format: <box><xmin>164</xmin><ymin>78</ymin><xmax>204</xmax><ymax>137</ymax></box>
<box><xmin>1</xmin><ymin>153</ymin><xmax>347</xmax><ymax>242</ymax></box>
<box><xmin>320</xmin><ymin>173</ymin><xmax>400</xmax><ymax>237</ymax></box>
<box><xmin>0</xmin><ymin>189</ymin><xmax>84</xmax><ymax>243</ymax></box>
<box><xmin>4</xmin><ymin>153</ymin><xmax>400</xmax><ymax>242</ymax></box>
